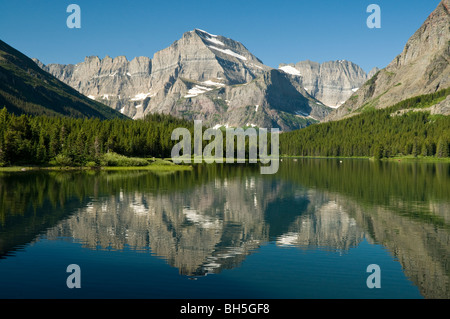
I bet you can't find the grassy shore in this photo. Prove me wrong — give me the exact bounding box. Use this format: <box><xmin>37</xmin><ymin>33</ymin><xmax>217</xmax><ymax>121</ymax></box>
<box><xmin>381</xmin><ymin>155</ymin><xmax>450</xmax><ymax>163</ymax></box>
<box><xmin>280</xmin><ymin>155</ymin><xmax>371</xmax><ymax>160</ymax></box>
<box><xmin>0</xmin><ymin>165</ymin><xmax>192</xmax><ymax>172</ymax></box>
<box><xmin>2</xmin><ymin>155</ymin><xmax>449</xmax><ymax>172</ymax></box>
<box><xmin>280</xmin><ymin>155</ymin><xmax>450</xmax><ymax>162</ymax></box>
<box><xmin>101</xmin><ymin>164</ymin><xmax>192</xmax><ymax>171</ymax></box>
<box><xmin>0</xmin><ymin>158</ymin><xmax>193</xmax><ymax>172</ymax></box>
<box><xmin>0</xmin><ymin>165</ymin><xmax>193</xmax><ymax>172</ymax></box>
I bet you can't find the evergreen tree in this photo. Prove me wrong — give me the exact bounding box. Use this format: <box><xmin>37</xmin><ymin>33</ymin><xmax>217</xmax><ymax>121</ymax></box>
<box><xmin>0</xmin><ymin>107</ymin><xmax>9</xmax><ymax>129</ymax></box>
<box><xmin>0</xmin><ymin>139</ymin><xmax>4</xmax><ymax>165</ymax></box>
<box><xmin>373</xmin><ymin>144</ymin><xmax>384</xmax><ymax>160</ymax></box>
<box><xmin>412</xmin><ymin>138</ymin><xmax>419</xmax><ymax>157</ymax></box>
<box><xmin>436</xmin><ymin>138</ymin><xmax>449</xmax><ymax>158</ymax></box>
<box><xmin>421</xmin><ymin>142</ymin><xmax>429</xmax><ymax>157</ymax></box>
<box><xmin>3</xmin><ymin>129</ymin><xmax>19</xmax><ymax>163</ymax></box>
<box><xmin>36</xmin><ymin>130</ymin><xmax>47</xmax><ymax>163</ymax></box>
<box><xmin>48</xmin><ymin>127</ymin><xmax>60</xmax><ymax>159</ymax></box>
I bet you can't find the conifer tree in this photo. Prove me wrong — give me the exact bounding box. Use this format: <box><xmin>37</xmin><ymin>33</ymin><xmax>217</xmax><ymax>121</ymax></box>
<box><xmin>436</xmin><ymin>138</ymin><xmax>449</xmax><ymax>158</ymax></box>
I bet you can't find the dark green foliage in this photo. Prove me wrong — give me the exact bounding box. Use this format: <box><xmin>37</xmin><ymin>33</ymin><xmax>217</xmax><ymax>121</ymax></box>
<box><xmin>280</xmin><ymin>88</ymin><xmax>450</xmax><ymax>158</ymax></box>
<box><xmin>436</xmin><ymin>137</ymin><xmax>449</xmax><ymax>158</ymax></box>
<box><xmin>0</xmin><ymin>108</ymin><xmax>193</xmax><ymax>166</ymax></box>
<box><xmin>0</xmin><ymin>39</ymin><xmax>126</xmax><ymax>120</ymax></box>
<box><xmin>373</xmin><ymin>144</ymin><xmax>384</xmax><ymax>160</ymax></box>
<box><xmin>100</xmin><ymin>152</ymin><xmax>149</xmax><ymax>167</ymax></box>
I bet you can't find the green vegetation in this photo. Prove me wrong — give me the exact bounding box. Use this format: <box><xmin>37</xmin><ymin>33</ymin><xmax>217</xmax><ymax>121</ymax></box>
<box><xmin>349</xmin><ymin>95</ymin><xmax>359</xmax><ymax>101</ymax></box>
<box><xmin>0</xmin><ymin>40</ymin><xmax>125</xmax><ymax>120</ymax></box>
<box><xmin>365</xmin><ymin>70</ymin><xmax>380</xmax><ymax>86</ymax></box>
<box><xmin>212</xmin><ymin>98</ymin><xmax>228</xmax><ymax>111</ymax></box>
<box><xmin>279</xmin><ymin>111</ymin><xmax>318</xmax><ymax>128</ymax></box>
<box><xmin>99</xmin><ymin>152</ymin><xmax>149</xmax><ymax>167</ymax></box>
<box><xmin>0</xmin><ymin>108</ymin><xmax>193</xmax><ymax>168</ymax></box>
<box><xmin>383</xmin><ymin>155</ymin><xmax>450</xmax><ymax>163</ymax></box>
<box><xmin>277</xmin><ymin>158</ymin><xmax>450</xmax><ymax>228</ymax></box>
<box><xmin>280</xmin><ymin>87</ymin><xmax>450</xmax><ymax>159</ymax></box>
<box><xmin>0</xmin><ymin>106</ymin><xmax>277</xmax><ymax>169</ymax></box>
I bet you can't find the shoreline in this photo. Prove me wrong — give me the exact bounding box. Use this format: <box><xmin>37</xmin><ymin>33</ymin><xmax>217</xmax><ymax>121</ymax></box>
<box><xmin>1</xmin><ymin>156</ymin><xmax>449</xmax><ymax>172</ymax></box>
<box><xmin>280</xmin><ymin>155</ymin><xmax>450</xmax><ymax>162</ymax></box>
<box><xmin>0</xmin><ymin>164</ymin><xmax>193</xmax><ymax>172</ymax></box>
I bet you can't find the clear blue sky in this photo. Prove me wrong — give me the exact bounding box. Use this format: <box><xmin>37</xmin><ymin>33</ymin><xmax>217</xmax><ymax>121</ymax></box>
<box><xmin>0</xmin><ymin>0</ymin><xmax>441</xmax><ymax>73</ymax></box>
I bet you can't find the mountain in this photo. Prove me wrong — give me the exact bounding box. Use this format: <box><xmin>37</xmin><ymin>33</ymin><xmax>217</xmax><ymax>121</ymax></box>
<box><xmin>326</xmin><ymin>0</ymin><xmax>450</xmax><ymax>121</ymax></box>
<box><xmin>278</xmin><ymin>60</ymin><xmax>378</xmax><ymax>108</ymax></box>
<box><xmin>36</xmin><ymin>29</ymin><xmax>332</xmax><ymax>131</ymax></box>
<box><xmin>0</xmin><ymin>40</ymin><xmax>126</xmax><ymax>120</ymax></box>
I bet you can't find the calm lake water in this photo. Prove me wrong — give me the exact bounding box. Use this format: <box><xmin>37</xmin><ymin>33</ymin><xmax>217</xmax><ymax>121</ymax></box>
<box><xmin>0</xmin><ymin>159</ymin><xmax>449</xmax><ymax>299</ymax></box>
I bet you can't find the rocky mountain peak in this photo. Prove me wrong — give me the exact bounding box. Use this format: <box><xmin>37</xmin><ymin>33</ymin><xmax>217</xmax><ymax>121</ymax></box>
<box><xmin>325</xmin><ymin>0</ymin><xmax>450</xmax><ymax>121</ymax></box>
<box><xmin>34</xmin><ymin>29</ymin><xmax>333</xmax><ymax>130</ymax></box>
<box><xmin>279</xmin><ymin>60</ymin><xmax>371</xmax><ymax>108</ymax></box>
<box><xmin>390</xmin><ymin>0</ymin><xmax>449</xmax><ymax>69</ymax></box>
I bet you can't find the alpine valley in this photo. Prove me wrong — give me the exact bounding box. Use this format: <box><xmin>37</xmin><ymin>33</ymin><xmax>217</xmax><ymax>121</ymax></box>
<box><xmin>0</xmin><ymin>0</ymin><xmax>448</xmax><ymax>139</ymax></box>
<box><xmin>1</xmin><ymin>0</ymin><xmax>450</xmax><ymax>302</ymax></box>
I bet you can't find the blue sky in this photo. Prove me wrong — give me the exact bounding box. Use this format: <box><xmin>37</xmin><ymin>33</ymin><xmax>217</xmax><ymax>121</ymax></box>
<box><xmin>0</xmin><ymin>0</ymin><xmax>441</xmax><ymax>73</ymax></box>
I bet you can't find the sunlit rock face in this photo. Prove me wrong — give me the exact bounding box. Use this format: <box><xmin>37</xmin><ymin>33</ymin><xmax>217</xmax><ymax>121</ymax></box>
<box><xmin>279</xmin><ymin>60</ymin><xmax>372</xmax><ymax>109</ymax></box>
<box><xmin>35</xmin><ymin>29</ymin><xmax>331</xmax><ymax>131</ymax></box>
<box><xmin>326</xmin><ymin>0</ymin><xmax>450</xmax><ymax>121</ymax></box>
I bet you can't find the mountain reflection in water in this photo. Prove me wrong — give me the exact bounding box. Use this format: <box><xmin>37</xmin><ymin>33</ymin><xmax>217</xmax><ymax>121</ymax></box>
<box><xmin>0</xmin><ymin>159</ymin><xmax>449</xmax><ymax>298</ymax></box>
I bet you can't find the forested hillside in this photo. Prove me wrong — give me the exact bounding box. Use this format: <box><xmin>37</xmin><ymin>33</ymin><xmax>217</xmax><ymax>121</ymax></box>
<box><xmin>0</xmin><ymin>109</ymin><xmax>192</xmax><ymax>166</ymax></box>
<box><xmin>280</xmin><ymin>88</ymin><xmax>450</xmax><ymax>159</ymax></box>
<box><xmin>0</xmin><ymin>39</ymin><xmax>125</xmax><ymax>120</ymax></box>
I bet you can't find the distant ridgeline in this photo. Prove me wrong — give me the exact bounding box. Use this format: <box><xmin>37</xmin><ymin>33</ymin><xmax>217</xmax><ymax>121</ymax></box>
<box><xmin>279</xmin><ymin>88</ymin><xmax>450</xmax><ymax>159</ymax></box>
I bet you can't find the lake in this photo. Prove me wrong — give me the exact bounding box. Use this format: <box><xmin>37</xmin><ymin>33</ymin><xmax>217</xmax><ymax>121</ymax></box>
<box><xmin>0</xmin><ymin>159</ymin><xmax>449</xmax><ymax>299</ymax></box>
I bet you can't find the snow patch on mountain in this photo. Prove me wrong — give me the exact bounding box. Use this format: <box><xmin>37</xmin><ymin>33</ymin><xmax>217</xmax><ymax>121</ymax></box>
<box><xmin>208</xmin><ymin>46</ymin><xmax>247</xmax><ymax>61</ymax></box>
<box><xmin>202</xmin><ymin>80</ymin><xmax>225</xmax><ymax>87</ymax></box>
<box><xmin>185</xmin><ymin>85</ymin><xmax>213</xmax><ymax>98</ymax></box>
<box><xmin>279</xmin><ymin>65</ymin><xmax>301</xmax><ymax>76</ymax></box>
<box><xmin>195</xmin><ymin>29</ymin><xmax>218</xmax><ymax>37</ymax></box>
<box><xmin>131</xmin><ymin>92</ymin><xmax>154</xmax><ymax>101</ymax></box>
<box><xmin>213</xmin><ymin>123</ymin><xmax>230</xmax><ymax>129</ymax></box>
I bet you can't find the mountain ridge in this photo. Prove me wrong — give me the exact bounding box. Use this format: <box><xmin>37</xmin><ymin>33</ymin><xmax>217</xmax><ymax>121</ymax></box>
<box><xmin>0</xmin><ymin>39</ymin><xmax>126</xmax><ymax>120</ymax></box>
<box><xmin>33</xmin><ymin>29</ymin><xmax>333</xmax><ymax>131</ymax></box>
<box><xmin>29</xmin><ymin>0</ymin><xmax>450</xmax><ymax>130</ymax></box>
<box><xmin>278</xmin><ymin>60</ymin><xmax>379</xmax><ymax>108</ymax></box>
<box><xmin>325</xmin><ymin>0</ymin><xmax>450</xmax><ymax>121</ymax></box>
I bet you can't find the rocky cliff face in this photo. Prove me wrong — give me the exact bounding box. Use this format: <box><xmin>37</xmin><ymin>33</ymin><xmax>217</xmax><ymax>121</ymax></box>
<box><xmin>326</xmin><ymin>0</ymin><xmax>450</xmax><ymax>121</ymax></box>
<box><xmin>278</xmin><ymin>60</ymin><xmax>375</xmax><ymax>108</ymax></box>
<box><xmin>35</xmin><ymin>29</ymin><xmax>331</xmax><ymax>131</ymax></box>
<box><xmin>33</xmin><ymin>55</ymin><xmax>153</xmax><ymax>118</ymax></box>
